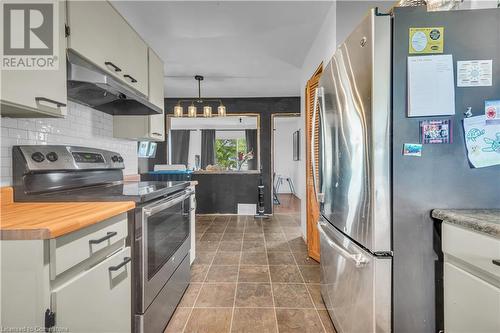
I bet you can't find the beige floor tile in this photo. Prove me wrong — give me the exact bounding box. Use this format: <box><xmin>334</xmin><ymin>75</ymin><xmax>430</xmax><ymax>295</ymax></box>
<box><xmin>222</xmin><ymin>232</ymin><xmax>244</xmax><ymax>241</ymax></box>
<box><xmin>225</xmin><ymin>225</ymin><xmax>246</xmax><ymax>233</ymax></box>
<box><xmin>178</xmin><ymin>283</ymin><xmax>203</xmax><ymax>307</ymax></box>
<box><xmin>205</xmin><ymin>265</ymin><xmax>239</xmax><ymax>282</ymax></box>
<box><xmin>264</xmin><ymin>233</ymin><xmax>286</xmax><ymax>242</ymax></box>
<box><xmin>200</xmin><ymin>232</ymin><xmax>224</xmax><ymax>242</ymax></box>
<box><xmin>235</xmin><ymin>283</ymin><xmax>273</xmax><ymax>307</ymax></box>
<box><xmin>231</xmin><ymin>308</ymin><xmax>278</xmax><ymax>333</ymax></box>
<box><xmin>194</xmin><ymin>251</ymin><xmax>216</xmax><ymax>265</ymax></box>
<box><xmin>230</xmin><ymin>215</ymin><xmax>248</xmax><ymax>223</ymax></box>
<box><xmin>240</xmin><ymin>251</ymin><xmax>268</xmax><ymax>265</ymax></box>
<box><xmin>272</xmin><ymin>283</ymin><xmax>314</xmax><ymax>309</ymax></box>
<box><xmin>243</xmin><ymin>233</ymin><xmax>265</xmax><ymax>241</ymax></box>
<box><xmin>275</xmin><ymin>309</ymin><xmax>325</xmax><ymax>333</ymax></box>
<box><xmin>298</xmin><ymin>266</ymin><xmax>321</xmax><ymax>283</ymax></box>
<box><xmin>164</xmin><ymin>307</ymin><xmax>191</xmax><ymax>333</ymax></box>
<box><xmin>288</xmin><ymin>238</ymin><xmax>308</xmax><ymax>253</ymax></box>
<box><xmin>238</xmin><ymin>265</ymin><xmax>270</xmax><ymax>283</ymax></box>
<box><xmin>242</xmin><ymin>240</ymin><xmax>266</xmax><ymax>252</ymax></box>
<box><xmin>195</xmin><ymin>283</ymin><xmax>236</xmax><ymax>308</ymax></box>
<box><xmin>269</xmin><ymin>265</ymin><xmax>304</xmax><ymax>283</ymax></box>
<box><xmin>293</xmin><ymin>252</ymin><xmax>320</xmax><ymax>266</ymax></box>
<box><xmin>213</xmin><ymin>216</ymin><xmax>230</xmax><ymax>223</ymax></box>
<box><xmin>213</xmin><ymin>251</ymin><xmax>241</xmax><ymax>265</ymax></box>
<box><xmin>318</xmin><ymin>310</ymin><xmax>337</xmax><ymax>333</ymax></box>
<box><xmin>266</xmin><ymin>240</ymin><xmax>291</xmax><ymax>253</ymax></box>
<box><xmin>197</xmin><ymin>240</ymin><xmax>221</xmax><ymax>251</ymax></box>
<box><xmin>206</xmin><ymin>224</ymin><xmax>228</xmax><ymax>233</ymax></box>
<box><xmin>184</xmin><ymin>308</ymin><xmax>232</xmax><ymax>333</ymax></box>
<box><xmin>244</xmin><ymin>227</ymin><xmax>264</xmax><ymax>234</ymax></box>
<box><xmin>191</xmin><ymin>265</ymin><xmax>210</xmax><ymax>282</ymax></box>
<box><xmin>306</xmin><ymin>284</ymin><xmax>326</xmax><ymax>310</ymax></box>
<box><xmin>219</xmin><ymin>241</ymin><xmax>243</xmax><ymax>252</ymax></box>
<box><xmin>267</xmin><ymin>252</ymin><xmax>296</xmax><ymax>265</ymax></box>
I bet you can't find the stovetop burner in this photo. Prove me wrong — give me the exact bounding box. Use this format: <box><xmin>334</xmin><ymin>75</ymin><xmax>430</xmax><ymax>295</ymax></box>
<box><xmin>28</xmin><ymin>180</ymin><xmax>189</xmax><ymax>203</ymax></box>
<box><xmin>12</xmin><ymin>145</ymin><xmax>189</xmax><ymax>204</ymax></box>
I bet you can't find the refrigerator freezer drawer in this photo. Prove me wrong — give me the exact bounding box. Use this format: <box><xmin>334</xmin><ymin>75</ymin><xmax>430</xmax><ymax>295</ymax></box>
<box><xmin>319</xmin><ymin>219</ymin><xmax>391</xmax><ymax>333</ymax></box>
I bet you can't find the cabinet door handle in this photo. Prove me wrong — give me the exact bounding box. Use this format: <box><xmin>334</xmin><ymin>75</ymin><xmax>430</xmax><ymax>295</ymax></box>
<box><xmin>109</xmin><ymin>257</ymin><xmax>131</xmax><ymax>272</ymax></box>
<box><xmin>105</xmin><ymin>61</ymin><xmax>122</xmax><ymax>72</ymax></box>
<box><xmin>89</xmin><ymin>231</ymin><xmax>117</xmax><ymax>244</ymax></box>
<box><xmin>124</xmin><ymin>74</ymin><xmax>137</xmax><ymax>83</ymax></box>
<box><xmin>152</xmin><ymin>132</ymin><xmax>162</xmax><ymax>136</ymax></box>
<box><xmin>35</xmin><ymin>97</ymin><xmax>66</xmax><ymax>108</ymax></box>
<box><xmin>493</xmin><ymin>259</ymin><xmax>500</xmax><ymax>267</ymax></box>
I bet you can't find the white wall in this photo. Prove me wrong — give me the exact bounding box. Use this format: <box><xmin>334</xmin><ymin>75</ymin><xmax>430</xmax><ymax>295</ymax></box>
<box><xmin>0</xmin><ymin>102</ymin><xmax>138</xmax><ymax>186</ymax></box>
<box><xmin>273</xmin><ymin>117</ymin><xmax>301</xmax><ymax>196</ymax></box>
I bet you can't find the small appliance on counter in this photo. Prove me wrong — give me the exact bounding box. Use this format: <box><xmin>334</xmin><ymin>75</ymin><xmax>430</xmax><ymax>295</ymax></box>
<box><xmin>13</xmin><ymin>145</ymin><xmax>193</xmax><ymax>333</ymax></box>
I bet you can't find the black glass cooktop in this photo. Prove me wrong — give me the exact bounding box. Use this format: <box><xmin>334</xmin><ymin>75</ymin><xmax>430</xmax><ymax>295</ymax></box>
<box><xmin>21</xmin><ymin>181</ymin><xmax>189</xmax><ymax>204</ymax></box>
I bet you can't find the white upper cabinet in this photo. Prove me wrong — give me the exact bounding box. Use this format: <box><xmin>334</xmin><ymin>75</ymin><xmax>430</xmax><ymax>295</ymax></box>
<box><xmin>113</xmin><ymin>48</ymin><xmax>165</xmax><ymax>141</ymax></box>
<box><xmin>147</xmin><ymin>48</ymin><xmax>165</xmax><ymax>140</ymax></box>
<box><xmin>66</xmin><ymin>0</ymin><xmax>148</xmax><ymax>96</ymax></box>
<box><xmin>0</xmin><ymin>1</ymin><xmax>67</xmax><ymax>118</ymax></box>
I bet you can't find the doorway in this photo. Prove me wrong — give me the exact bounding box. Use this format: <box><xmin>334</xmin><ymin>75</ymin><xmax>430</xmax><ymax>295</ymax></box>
<box><xmin>271</xmin><ymin>114</ymin><xmax>301</xmax><ymax>216</ymax></box>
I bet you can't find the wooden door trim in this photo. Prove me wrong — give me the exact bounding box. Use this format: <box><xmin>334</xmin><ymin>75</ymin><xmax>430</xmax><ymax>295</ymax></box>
<box><xmin>305</xmin><ymin>62</ymin><xmax>323</xmax><ymax>262</ymax></box>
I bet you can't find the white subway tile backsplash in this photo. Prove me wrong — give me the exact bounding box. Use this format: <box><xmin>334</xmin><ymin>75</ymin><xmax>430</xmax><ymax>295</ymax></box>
<box><xmin>0</xmin><ymin>102</ymin><xmax>138</xmax><ymax>186</ymax></box>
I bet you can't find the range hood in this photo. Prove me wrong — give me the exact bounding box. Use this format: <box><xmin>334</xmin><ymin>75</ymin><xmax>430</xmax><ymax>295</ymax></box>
<box><xmin>66</xmin><ymin>50</ymin><xmax>162</xmax><ymax>115</ymax></box>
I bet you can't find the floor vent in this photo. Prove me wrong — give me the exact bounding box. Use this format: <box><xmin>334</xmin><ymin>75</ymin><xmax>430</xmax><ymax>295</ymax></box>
<box><xmin>237</xmin><ymin>204</ymin><xmax>256</xmax><ymax>215</ymax></box>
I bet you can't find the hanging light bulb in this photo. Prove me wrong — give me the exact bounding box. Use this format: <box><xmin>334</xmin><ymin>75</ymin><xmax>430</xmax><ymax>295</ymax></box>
<box><xmin>203</xmin><ymin>106</ymin><xmax>212</xmax><ymax>118</ymax></box>
<box><xmin>173</xmin><ymin>104</ymin><xmax>183</xmax><ymax>117</ymax></box>
<box><xmin>188</xmin><ymin>104</ymin><xmax>197</xmax><ymax>117</ymax></box>
<box><xmin>218</xmin><ymin>104</ymin><xmax>226</xmax><ymax>117</ymax></box>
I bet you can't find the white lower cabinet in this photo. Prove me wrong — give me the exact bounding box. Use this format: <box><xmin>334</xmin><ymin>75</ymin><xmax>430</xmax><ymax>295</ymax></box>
<box><xmin>52</xmin><ymin>247</ymin><xmax>131</xmax><ymax>333</ymax></box>
<box><xmin>0</xmin><ymin>214</ymin><xmax>131</xmax><ymax>332</ymax></box>
<box><xmin>442</xmin><ymin>223</ymin><xmax>500</xmax><ymax>333</ymax></box>
<box><xmin>444</xmin><ymin>262</ymin><xmax>500</xmax><ymax>333</ymax></box>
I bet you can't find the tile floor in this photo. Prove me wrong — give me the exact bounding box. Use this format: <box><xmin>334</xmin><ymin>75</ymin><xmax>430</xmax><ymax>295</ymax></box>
<box><xmin>165</xmin><ymin>214</ymin><xmax>336</xmax><ymax>333</ymax></box>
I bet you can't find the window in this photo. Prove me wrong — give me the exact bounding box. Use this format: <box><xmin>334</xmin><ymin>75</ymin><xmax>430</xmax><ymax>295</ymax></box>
<box><xmin>168</xmin><ymin>115</ymin><xmax>259</xmax><ymax>171</ymax></box>
<box><xmin>215</xmin><ymin>134</ymin><xmax>251</xmax><ymax>171</ymax></box>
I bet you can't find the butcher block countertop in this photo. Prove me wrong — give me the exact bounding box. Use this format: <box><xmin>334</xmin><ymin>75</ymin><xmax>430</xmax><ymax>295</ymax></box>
<box><xmin>0</xmin><ymin>187</ymin><xmax>135</xmax><ymax>240</ymax></box>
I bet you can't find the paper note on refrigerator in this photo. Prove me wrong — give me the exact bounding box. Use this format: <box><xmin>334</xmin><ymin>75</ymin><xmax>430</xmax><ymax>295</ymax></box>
<box><xmin>407</xmin><ymin>55</ymin><xmax>455</xmax><ymax>117</ymax></box>
<box><xmin>463</xmin><ymin>115</ymin><xmax>500</xmax><ymax>168</ymax></box>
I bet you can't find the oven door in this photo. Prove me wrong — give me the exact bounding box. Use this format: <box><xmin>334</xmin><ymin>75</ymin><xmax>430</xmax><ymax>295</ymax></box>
<box><xmin>140</xmin><ymin>190</ymin><xmax>191</xmax><ymax>311</ymax></box>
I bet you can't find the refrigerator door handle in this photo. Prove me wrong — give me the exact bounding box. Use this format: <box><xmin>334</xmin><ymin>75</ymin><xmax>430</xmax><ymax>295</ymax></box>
<box><xmin>318</xmin><ymin>221</ymin><xmax>369</xmax><ymax>268</ymax></box>
<box><xmin>311</xmin><ymin>87</ymin><xmax>324</xmax><ymax>204</ymax></box>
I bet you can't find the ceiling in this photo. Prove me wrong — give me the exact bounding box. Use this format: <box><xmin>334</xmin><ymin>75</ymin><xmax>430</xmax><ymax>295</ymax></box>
<box><xmin>112</xmin><ymin>1</ymin><xmax>333</xmax><ymax>98</ymax></box>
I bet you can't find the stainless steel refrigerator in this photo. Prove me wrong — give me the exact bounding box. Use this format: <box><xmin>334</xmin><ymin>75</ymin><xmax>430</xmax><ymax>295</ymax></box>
<box><xmin>314</xmin><ymin>6</ymin><xmax>500</xmax><ymax>333</ymax></box>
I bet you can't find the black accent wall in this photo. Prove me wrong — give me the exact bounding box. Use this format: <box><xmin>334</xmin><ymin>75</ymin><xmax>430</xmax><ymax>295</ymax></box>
<box><xmin>141</xmin><ymin>97</ymin><xmax>300</xmax><ymax>214</ymax></box>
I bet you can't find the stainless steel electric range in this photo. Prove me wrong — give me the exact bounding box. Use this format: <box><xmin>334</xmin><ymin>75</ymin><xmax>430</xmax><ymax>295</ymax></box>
<box><xmin>13</xmin><ymin>145</ymin><xmax>193</xmax><ymax>333</ymax></box>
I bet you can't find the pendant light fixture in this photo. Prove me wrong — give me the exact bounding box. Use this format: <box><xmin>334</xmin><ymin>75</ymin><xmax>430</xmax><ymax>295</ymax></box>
<box><xmin>203</xmin><ymin>106</ymin><xmax>212</xmax><ymax>117</ymax></box>
<box><xmin>172</xmin><ymin>75</ymin><xmax>227</xmax><ymax>117</ymax></box>
<box><xmin>188</xmin><ymin>103</ymin><xmax>197</xmax><ymax>117</ymax></box>
<box><xmin>217</xmin><ymin>104</ymin><xmax>226</xmax><ymax>117</ymax></box>
<box><xmin>173</xmin><ymin>104</ymin><xmax>183</xmax><ymax>117</ymax></box>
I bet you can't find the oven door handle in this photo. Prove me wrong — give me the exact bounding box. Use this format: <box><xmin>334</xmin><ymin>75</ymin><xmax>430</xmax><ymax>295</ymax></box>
<box><xmin>143</xmin><ymin>192</ymin><xmax>189</xmax><ymax>217</ymax></box>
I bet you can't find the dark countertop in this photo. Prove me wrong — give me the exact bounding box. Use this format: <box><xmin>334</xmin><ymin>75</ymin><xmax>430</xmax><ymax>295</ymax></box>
<box><xmin>432</xmin><ymin>209</ymin><xmax>500</xmax><ymax>239</ymax></box>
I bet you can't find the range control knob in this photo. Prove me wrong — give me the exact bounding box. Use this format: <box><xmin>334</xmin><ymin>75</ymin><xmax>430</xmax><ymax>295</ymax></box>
<box><xmin>46</xmin><ymin>152</ymin><xmax>58</xmax><ymax>162</ymax></box>
<box><xmin>111</xmin><ymin>155</ymin><xmax>119</xmax><ymax>162</ymax></box>
<box><xmin>31</xmin><ymin>152</ymin><xmax>45</xmax><ymax>163</ymax></box>
<box><xmin>118</xmin><ymin>156</ymin><xmax>123</xmax><ymax>163</ymax></box>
